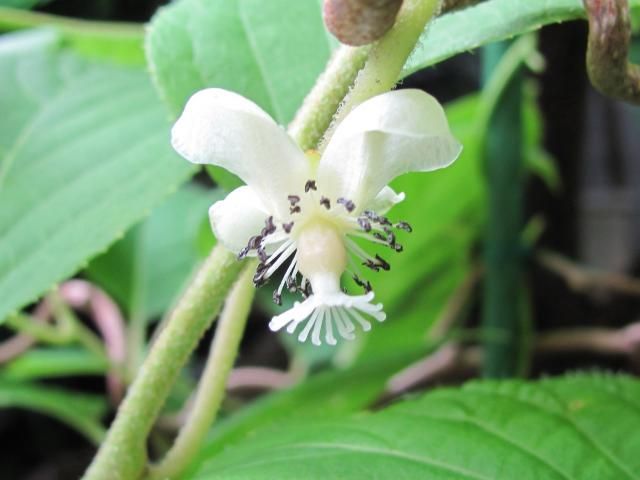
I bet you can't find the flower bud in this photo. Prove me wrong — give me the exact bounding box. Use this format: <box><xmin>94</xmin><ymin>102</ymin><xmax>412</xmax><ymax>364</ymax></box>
<box><xmin>323</xmin><ymin>0</ymin><xmax>403</xmax><ymax>46</ymax></box>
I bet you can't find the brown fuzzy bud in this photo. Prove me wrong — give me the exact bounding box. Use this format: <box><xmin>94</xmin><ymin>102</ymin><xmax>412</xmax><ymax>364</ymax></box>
<box><xmin>323</xmin><ymin>0</ymin><xmax>404</xmax><ymax>46</ymax></box>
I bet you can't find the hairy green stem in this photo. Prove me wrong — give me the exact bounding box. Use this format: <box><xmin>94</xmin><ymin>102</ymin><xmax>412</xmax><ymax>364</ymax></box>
<box><xmin>481</xmin><ymin>41</ymin><xmax>526</xmax><ymax>378</ymax></box>
<box><xmin>288</xmin><ymin>45</ymin><xmax>370</xmax><ymax>151</ymax></box>
<box><xmin>82</xmin><ymin>246</ymin><xmax>244</xmax><ymax>480</ymax></box>
<box><xmin>322</xmin><ymin>0</ymin><xmax>442</xmax><ymax>147</ymax></box>
<box><xmin>148</xmin><ymin>265</ymin><xmax>256</xmax><ymax>480</ymax></box>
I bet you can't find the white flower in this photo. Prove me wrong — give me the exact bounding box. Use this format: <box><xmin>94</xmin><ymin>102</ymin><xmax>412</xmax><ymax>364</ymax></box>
<box><xmin>172</xmin><ymin>88</ymin><xmax>461</xmax><ymax>346</ymax></box>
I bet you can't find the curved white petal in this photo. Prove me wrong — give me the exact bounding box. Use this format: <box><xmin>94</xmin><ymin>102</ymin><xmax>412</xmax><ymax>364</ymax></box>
<box><xmin>317</xmin><ymin>89</ymin><xmax>461</xmax><ymax>210</ymax></box>
<box><xmin>365</xmin><ymin>186</ymin><xmax>405</xmax><ymax>215</ymax></box>
<box><xmin>172</xmin><ymin>88</ymin><xmax>310</xmax><ymax>217</ymax></box>
<box><xmin>209</xmin><ymin>186</ymin><xmax>269</xmax><ymax>254</ymax></box>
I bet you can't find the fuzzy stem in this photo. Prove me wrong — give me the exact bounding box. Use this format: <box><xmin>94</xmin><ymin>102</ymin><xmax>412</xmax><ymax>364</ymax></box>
<box><xmin>147</xmin><ymin>265</ymin><xmax>256</xmax><ymax>480</ymax></box>
<box><xmin>82</xmin><ymin>246</ymin><xmax>244</xmax><ymax>480</ymax></box>
<box><xmin>288</xmin><ymin>45</ymin><xmax>370</xmax><ymax>150</ymax></box>
<box><xmin>322</xmin><ymin>0</ymin><xmax>442</xmax><ymax>147</ymax></box>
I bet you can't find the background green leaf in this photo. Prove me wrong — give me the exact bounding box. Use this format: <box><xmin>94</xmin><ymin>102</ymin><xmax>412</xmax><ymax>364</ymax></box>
<box><xmin>191</xmin><ymin>374</ymin><xmax>640</xmax><ymax>480</ymax></box>
<box><xmin>146</xmin><ymin>0</ymin><xmax>335</xmax><ymax>122</ymax></box>
<box><xmin>0</xmin><ymin>379</ymin><xmax>107</xmax><ymax>443</ymax></box>
<box><xmin>86</xmin><ymin>184</ymin><xmax>219</xmax><ymax>321</ymax></box>
<box><xmin>403</xmin><ymin>0</ymin><xmax>640</xmax><ymax>77</ymax></box>
<box><xmin>1</xmin><ymin>347</ymin><xmax>108</xmax><ymax>380</ymax></box>
<box><xmin>0</xmin><ymin>29</ymin><xmax>193</xmax><ymax>322</ymax></box>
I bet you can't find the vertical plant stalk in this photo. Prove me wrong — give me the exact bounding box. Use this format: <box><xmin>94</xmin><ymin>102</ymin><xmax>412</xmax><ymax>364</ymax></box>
<box><xmin>148</xmin><ymin>265</ymin><xmax>256</xmax><ymax>480</ymax></box>
<box><xmin>288</xmin><ymin>45</ymin><xmax>370</xmax><ymax>151</ymax></box>
<box><xmin>83</xmin><ymin>246</ymin><xmax>244</xmax><ymax>480</ymax></box>
<box><xmin>322</xmin><ymin>0</ymin><xmax>443</xmax><ymax>146</ymax></box>
<box><xmin>481</xmin><ymin>40</ymin><xmax>525</xmax><ymax>378</ymax></box>
<box><xmin>584</xmin><ymin>0</ymin><xmax>640</xmax><ymax>104</ymax></box>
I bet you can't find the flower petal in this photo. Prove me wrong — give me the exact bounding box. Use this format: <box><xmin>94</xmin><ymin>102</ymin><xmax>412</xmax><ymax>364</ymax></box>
<box><xmin>365</xmin><ymin>186</ymin><xmax>405</xmax><ymax>215</ymax></box>
<box><xmin>317</xmin><ymin>89</ymin><xmax>461</xmax><ymax>210</ymax></box>
<box><xmin>172</xmin><ymin>88</ymin><xmax>310</xmax><ymax>217</ymax></box>
<box><xmin>209</xmin><ymin>186</ymin><xmax>269</xmax><ymax>254</ymax></box>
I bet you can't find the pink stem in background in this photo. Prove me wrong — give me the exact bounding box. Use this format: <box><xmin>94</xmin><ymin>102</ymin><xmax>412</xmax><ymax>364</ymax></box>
<box><xmin>59</xmin><ymin>280</ymin><xmax>128</xmax><ymax>403</ymax></box>
<box><xmin>0</xmin><ymin>299</ymin><xmax>54</xmax><ymax>364</ymax></box>
<box><xmin>226</xmin><ymin>366</ymin><xmax>294</xmax><ymax>391</ymax></box>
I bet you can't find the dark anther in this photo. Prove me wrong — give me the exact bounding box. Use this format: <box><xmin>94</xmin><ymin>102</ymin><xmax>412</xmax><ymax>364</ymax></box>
<box><xmin>353</xmin><ymin>275</ymin><xmax>372</xmax><ymax>293</ymax></box>
<box><xmin>257</xmin><ymin>247</ymin><xmax>268</xmax><ymax>263</ymax></box>
<box><xmin>287</xmin><ymin>195</ymin><xmax>300</xmax><ymax>205</ymax></box>
<box><xmin>253</xmin><ymin>263</ymin><xmax>269</xmax><ymax>287</ymax></box>
<box><xmin>290</xmin><ymin>205</ymin><xmax>301</xmax><ymax>214</ymax></box>
<box><xmin>373</xmin><ymin>232</ymin><xmax>386</xmax><ymax>242</ymax></box>
<box><xmin>363</xmin><ymin>259</ymin><xmax>380</xmax><ymax>272</ymax></box>
<box><xmin>301</xmin><ymin>280</ymin><xmax>313</xmax><ymax>298</ymax></box>
<box><xmin>386</xmin><ymin>231</ymin><xmax>396</xmax><ymax>245</ymax></box>
<box><xmin>282</xmin><ymin>221</ymin><xmax>294</xmax><ymax>234</ymax></box>
<box><xmin>248</xmin><ymin>235</ymin><xmax>262</xmax><ymax>250</ymax></box>
<box><xmin>261</xmin><ymin>216</ymin><xmax>276</xmax><ymax>236</ymax></box>
<box><xmin>393</xmin><ymin>243</ymin><xmax>404</xmax><ymax>252</ymax></box>
<box><xmin>375</xmin><ymin>254</ymin><xmax>391</xmax><ymax>271</ymax></box>
<box><xmin>357</xmin><ymin>217</ymin><xmax>372</xmax><ymax>232</ymax></box>
<box><xmin>320</xmin><ymin>196</ymin><xmax>331</xmax><ymax>209</ymax></box>
<box><xmin>396</xmin><ymin>221</ymin><xmax>412</xmax><ymax>233</ymax></box>
<box><xmin>272</xmin><ymin>290</ymin><xmax>282</xmax><ymax>306</ymax></box>
<box><xmin>238</xmin><ymin>246</ymin><xmax>250</xmax><ymax>260</ymax></box>
<box><xmin>286</xmin><ymin>276</ymin><xmax>297</xmax><ymax>292</ymax></box>
<box><xmin>377</xmin><ymin>215</ymin><xmax>392</xmax><ymax>226</ymax></box>
<box><xmin>337</xmin><ymin>197</ymin><xmax>355</xmax><ymax>212</ymax></box>
<box><xmin>363</xmin><ymin>210</ymin><xmax>378</xmax><ymax>221</ymax></box>
<box><xmin>304</xmin><ymin>180</ymin><xmax>317</xmax><ymax>192</ymax></box>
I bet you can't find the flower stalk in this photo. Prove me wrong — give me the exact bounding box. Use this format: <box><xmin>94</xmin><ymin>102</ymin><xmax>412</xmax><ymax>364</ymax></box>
<box><xmin>83</xmin><ymin>246</ymin><xmax>244</xmax><ymax>480</ymax></box>
<box><xmin>148</xmin><ymin>264</ymin><xmax>256</xmax><ymax>480</ymax></box>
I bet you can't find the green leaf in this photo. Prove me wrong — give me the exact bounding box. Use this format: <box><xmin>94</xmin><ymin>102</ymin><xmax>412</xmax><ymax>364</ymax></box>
<box><xmin>146</xmin><ymin>0</ymin><xmax>334</xmax><ymax>122</ymax></box>
<box><xmin>191</xmin><ymin>374</ymin><xmax>640</xmax><ymax>479</ymax></box>
<box><xmin>0</xmin><ymin>379</ymin><xmax>107</xmax><ymax>443</ymax></box>
<box><xmin>1</xmin><ymin>347</ymin><xmax>108</xmax><ymax>380</ymax></box>
<box><xmin>86</xmin><ymin>184</ymin><xmax>220</xmax><ymax>321</ymax></box>
<box><xmin>184</xmin><ymin>352</ymin><xmax>418</xmax><ymax>478</ymax></box>
<box><xmin>403</xmin><ymin>0</ymin><xmax>640</xmax><ymax>77</ymax></box>
<box><xmin>0</xmin><ymin>7</ymin><xmax>145</xmax><ymax>65</ymax></box>
<box><xmin>0</xmin><ymin>29</ymin><xmax>193</xmax><ymax>322</ymax></box>
<box><xmin>0</xmin><ymin>0</ymin><xmax>48</xmax><ymax>8</ymax></box>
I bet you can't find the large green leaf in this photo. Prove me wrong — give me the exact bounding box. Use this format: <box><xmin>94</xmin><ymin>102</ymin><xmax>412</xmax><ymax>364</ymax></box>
<box><xmin>404</xmin><ymin>0</ymin><xmax>640</xmax><ymax>77</ymax></box>
<box><xmin>0</xmin><ymin>29</ymin><xmax>193</xmax><ymax>322</ymax></box>
<box><xmin>146</xmin><ymin>0</ymin><xmax>335</xmax><ymax>122</ymax></box>
<box><xmin>0</xmin><ymin>379</ymin><xmax>107</xmax><ymax>443</ymax></box>
<box><xmin>86</xmin><ymin>184</ymin><xmax>219</xmax><ymax>321</ymax></box>
<box><xmin>184</xmin><ymin>352</ymin><xmax>419</xmax><ymax>478</ymax></box>
<box><xmin>191</xmin><ymin>374</ymin><xmax>640</xmax><ymax>479</ymax></box>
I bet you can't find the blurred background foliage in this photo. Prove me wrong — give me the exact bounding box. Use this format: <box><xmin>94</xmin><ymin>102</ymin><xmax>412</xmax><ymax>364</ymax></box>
<box><xmin>1</xmin><ymin>0</ymin><xmax>640</xmax><ymax>478</ymax></box>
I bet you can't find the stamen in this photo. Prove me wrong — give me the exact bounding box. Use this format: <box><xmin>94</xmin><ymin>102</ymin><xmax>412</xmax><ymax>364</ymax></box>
<box><xmin>273</xmin><ymin>290</ymin><xmax>282</xmax><ymax>306</ymax></box>
<box><xmin>304</xmin><ymin>180</ymin><xmax>317</xmax><ymax>192</ymax></box>
<box><xmin>253</xmin><ymin>263</ymin><xmax>269</xmax><ymax>287</ymax></box>
<box><xmin>287</xmin><ymin>195</ymin><xmax>300</xmax><ymax>205</ymax></box>
<box><xmin>319</xmin><ymin>196</ymin><xmax>331</xmax><ymax>209</ymax></box>
<box><xmin>261</xmin><ymin>216</ymin><xmax>276</xmax><ymax>236</ymax></box>
<box><xmin>374</xmin><ymin>254</ymin><xmax>390</xmax><ymax>271</ymax></box>
<box><xmin>282</xmin><ymin>222</ymin><xmax>294</xmax><ymax>233</ymax></box>
<box><xmin>265</xmin><ymin>242</ymin><xmax>297</xmax><ymax>278</ymax></box>
<box><xmin>357</xmin><ymin>217</ymin><xmax>372</xmax><ymax>232</ymax></box>
<box><xmin>396</xmin><ymin>221</ymin><xmax>412</xmax><ymax>232</ymax></box>
<box><xmin>290</xmin><ymin>205</ymin><xmax>301</xmax><ymax>214</ymax></box>
<box><xmin>337</xmin><ymin>197</ymin><xmax>355</xmax><ymax>212</ymax></box>
<box><xmin>353</xmin><ymin>274</ymin><xmax>372</xmax><ymax>293</ymax></box>
<box><xmin>257</xmin><ymin>246</ymin><xmax>268</xmax><ymax>263</ymax></box>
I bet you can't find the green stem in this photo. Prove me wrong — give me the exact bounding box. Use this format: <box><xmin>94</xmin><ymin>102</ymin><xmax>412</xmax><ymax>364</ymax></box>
<box><xmin>288</xmin><ymin>45</ymin><xmax>370</xmax><ymax>151</ymax></box>
<box><xmin>322</xmin><ymin>0</ymin><xmax>443</xmax><ymax>147</ymax></box>
<box><xmin>82</xmin><ymin>246</ymin><xmax>244</xmax><ymax>480</ymax></box>
<box><xmin>148</xmin><ymin>264</ymin><xmax>256</xmax><ymax>480</ymax></box>
<box><xmin>0</xmin><ymin>6</ymin><xmax>143</xmax><ymax>36</ymax></box>
<box><xmin>481</xmin><ymin>40</ymin><xmax>526</xmax><ymax>378</ymax></box>
<box><xmin>5</xmin><ymin>313</ymin><xmax>71</xmax><ymax>344</ymax></box>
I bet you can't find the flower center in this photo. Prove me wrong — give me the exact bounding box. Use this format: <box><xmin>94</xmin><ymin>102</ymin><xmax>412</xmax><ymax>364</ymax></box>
<box><xmin>296</xmin><ymin>221</ymin><xmax>347</xmax><ymax>295</ymax></box>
